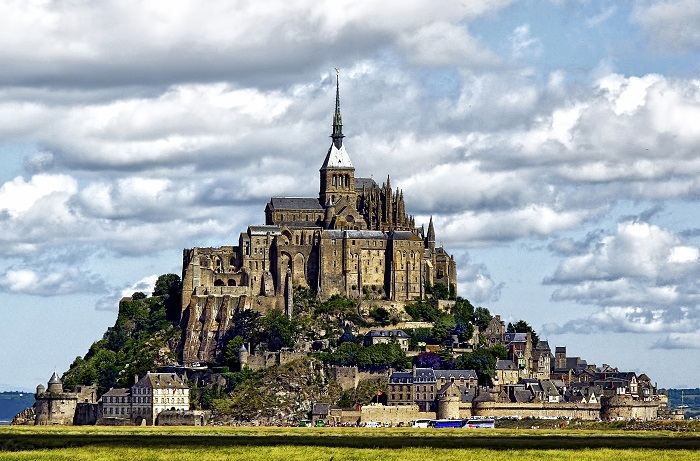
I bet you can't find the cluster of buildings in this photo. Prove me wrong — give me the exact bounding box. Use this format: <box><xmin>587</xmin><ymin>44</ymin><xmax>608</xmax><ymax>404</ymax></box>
<box><xmin>33</xmin><ymin>372</ymin><xmax>203</xmax><ymax>426</ymax></box>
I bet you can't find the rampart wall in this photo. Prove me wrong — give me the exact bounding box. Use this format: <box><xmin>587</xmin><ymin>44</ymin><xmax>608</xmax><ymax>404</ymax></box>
<box><xmin>361</xmin><ymin>403</ymin><xmax>436</xmax><ymax>426</ymax></box>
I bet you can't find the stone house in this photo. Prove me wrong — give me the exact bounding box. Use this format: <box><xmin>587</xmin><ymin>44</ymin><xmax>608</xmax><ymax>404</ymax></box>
<box><xmin>493</xmin><ymin>359</ymin><xmax>519</xmax><ymax>387</ymax></box>
<box><xmin>363</xmin><ymin>329</ymin><xmax>410</xmax><ymax>351</ymax></box>
<box><xmin>131</xmin><ymin>373</ymin><xmax>189</xmax><ymax>425</ymax></box>
<box><xmin>101</xmin><ymin>388</ymin><xmax>131</xmax><ymax>420</ymax></box>
<box><xmin>484</xmin><ymin>315</ymin><xmax>505</xmax><ymax>345</ymax></box>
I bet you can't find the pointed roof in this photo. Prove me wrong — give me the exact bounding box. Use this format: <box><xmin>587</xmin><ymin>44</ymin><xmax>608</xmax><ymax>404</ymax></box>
<box><xmin>427</xmin><ymin>216</ymin><xmax>435</xmax><ymax>242</ymax></box>
<box><xmin>321</xmin><ymin>72</ymin><xmax>353</xmax><ymax>170</ymax></box>
<box><xmin>48</xmin><ymin>371</ymin><xmax>61</xmax><ymax>385</ymax></box>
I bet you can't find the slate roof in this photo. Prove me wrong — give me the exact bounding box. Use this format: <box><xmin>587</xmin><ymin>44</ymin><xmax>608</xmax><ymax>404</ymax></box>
<box><xmin>434</xmin><ymin>370</ymin><xmax>478</xmax><ymax>381</ymax></box>
<box><xmin>48</xmin><ymin>371</ymin><xmax>61</xmax><ymax>385</ymax></box>
<box><xmin>503</xmin><ymin>332</ymin><xmax>528</xmax><ymax>343</ymax></box>
<box><xmin>392</xmin><ymin>230</ymin><xmax>419</xmax><ymax>240</ymax></box>
<box><xmin>495</xmin><ymin>359</ymin><xmax>518</xmax><ymax>371</ymax></box>
<box><xmin>389</xmin><ymin>372</ymin><xmax>414</xmax><ymax>384</ymax></box>
<box><xmin>355</xmin><ymin>177</ymin><xmax>378</xmax><ymax>190</ymax></box>
<box><xmin>513</xmin><ymin>390</ymin><xmax>533</xmax><ymax>403</ymax></box>
<box><xmin>102</xmin><ymin>388</ymin><xmax>130</xmax><ymax>397</ymax></box>
<box><xmin>134</xmin><ymin>373</ymin><xmax>188</xmax><ymax>390</ymax></box>
<box><xmin>268</xmin><ymin>197</ymin><xmax>323</xmax><ymax>211</ymax></box>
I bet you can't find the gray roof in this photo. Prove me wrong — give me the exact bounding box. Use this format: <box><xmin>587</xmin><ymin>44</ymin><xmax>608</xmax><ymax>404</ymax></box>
<box><xmin>392</xmin><ymin>230</ymin><xmax>419</xmax><ymax>240</ymax></box>
<box><xmin>102</xmin><ymin>388</ymin><xmax>130</xmax><ymax>397</ymax></box>
<box><xmin>434</xmin><ymin>369</ymin><xmax>478</xmax><ymax>381</ymax></box>
<box><xmin>495</xmin><ymin>359</ymin><xmax>518</xmax><ymax>371</ymax></box>
<box><xmin>268</xmin><ymin>197</ymin><xmax>323</xmax><ymax>211</ymax></box>
<box><xmin>366</xmin><ymin>329</ymin><xmax>410</xmax><ymax>338</ymax></box>
<box><xmin>48</xmin><ymin>371</ymin><xmax>61</xmax><ymax>384</ymax></box>
<box><xmin>389</xmin><ymin>371</ymin><xmax>414</xmax><ymax>384</ymax></box>
<box><xmin>513</xmin><ymin>390</ymin><xmax>533</xmax><ymax>403</ymax></box>
<box><xmin>312</xmin><ymin>403</ymin><xmax>332</xmax><ymax>415</ymax></box>
<box><xmin>413</xmin><ymin>368</ymin><xmax>436</xmax><ymax>383</ymax></box>
<box><xmin>355</xmin><ymin>177</ymin><xmax>378</xmax><ymax>190</ymax></box>
<box><xmin>504</xmin><ymin>332</ymin><xmax>528</xmax><ymax>343</ymax></box>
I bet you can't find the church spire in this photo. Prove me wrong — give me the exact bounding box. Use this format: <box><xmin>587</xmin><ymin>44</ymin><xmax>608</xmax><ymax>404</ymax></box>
<box><xmin>331</xmin><ymin>69</ymin><xmax>344</xmax><ymax>149</ymax></box>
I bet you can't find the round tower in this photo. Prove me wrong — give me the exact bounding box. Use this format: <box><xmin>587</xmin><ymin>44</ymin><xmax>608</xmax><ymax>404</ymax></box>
<box><xmin>47</xmin><ymin>371</ymin><xmax>63</xmax><ymax>394</ymax></box>
<box><xmin>35</xmin><ymin>383</ymin><xmax>45</xmax><ymax>396</ymax></box>
<box><xmin>437</xmin><ymin>383</ymin><xmax>461</xmax><ymax>420</ymax></box>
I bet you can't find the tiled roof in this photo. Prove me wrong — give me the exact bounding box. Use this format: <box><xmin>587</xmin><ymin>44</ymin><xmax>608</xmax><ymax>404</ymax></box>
<box><xmin>103</xmin><ymin>388</ymin><xmax>130</xmax><ymax>397</ymax></box>
<box><xmin>434</xmin><ymin>370</ymin><xmax>477</xmax><ymax>381</ymax></box>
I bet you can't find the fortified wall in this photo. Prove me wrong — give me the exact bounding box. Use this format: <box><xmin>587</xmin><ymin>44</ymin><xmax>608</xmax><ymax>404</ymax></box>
<box><xmin>361</xmin><ymin>403</ymin><xmax>436</xmax><ymax>425</ymax></box>
<box><xmin>470</xmin><ymin>401</ymin><xmax>601</xmax><ymax>420</ymax></box>
<box><xmin>329</xmin><ymin>366</ymin><xmax>392</xmax><ymax>391</ymax></box>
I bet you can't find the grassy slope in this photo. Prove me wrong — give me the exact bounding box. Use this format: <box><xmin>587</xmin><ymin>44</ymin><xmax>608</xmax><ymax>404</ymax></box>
<box><xmin>2</xmin><ymin>427</ymin><xmax>700</xmax><ymax>460</ymax></box>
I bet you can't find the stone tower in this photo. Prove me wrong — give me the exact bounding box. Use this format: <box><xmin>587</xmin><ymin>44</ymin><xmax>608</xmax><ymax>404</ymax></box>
<box><xmin>319</xmin><ymin>72</ymin><xmax>356</xmax><ymax>208</ymax></box>
<box><xmin>437</xmin><ymin>383</ymin><xmax>461</xmax><ymax>420</ymax></box>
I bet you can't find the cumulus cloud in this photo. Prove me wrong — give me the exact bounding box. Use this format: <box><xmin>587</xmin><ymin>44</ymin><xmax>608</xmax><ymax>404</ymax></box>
<box><xmin>94</xmin><ymin>274</ymin><xmax>159</xmax><ymax>311</ymax></box>
<box><xmin>543</xmin><ymin>221</ymin><xmax>700</xmax><ymax>339</ymax></box>
<box><xmin>0</xmin><ymin>267</ymin><xmax>107</xmax><ymax>296</ymax></box>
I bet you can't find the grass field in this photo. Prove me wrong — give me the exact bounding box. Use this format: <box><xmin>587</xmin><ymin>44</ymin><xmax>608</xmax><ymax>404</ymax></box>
<box><xmin>2</xmin><ymin>426</ymin><xmax>700</xmax><ymax>460</ymax></box>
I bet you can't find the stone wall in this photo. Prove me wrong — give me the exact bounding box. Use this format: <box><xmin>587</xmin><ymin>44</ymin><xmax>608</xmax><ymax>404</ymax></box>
<box><xmin>360</xmin><ymin>403</ymin><xmax>435</xmax><ymax>426</ymax></box>
<box><xmin>243</xmin><ymin>350</ymin><xmax>309</xmax><ymax>371</ymax></box>
<box><xmin>156</xmin><ymin>410</ymin><xmax>209</xmax><ymax>426</ymax></box>
<box><xmin>600</xmin><ymin>396</ymin><xmax>660</xmax><ymax>421</ymax></box>
<box><xmin>471</xmin><ymin>401</ymin><xmax>601</xmax><ymax>420</ymax></box>
<box><xmin>73</xmin><ymin>403</ymin><xmax>99</xmax><ymax>425</ymax></box>
<box><xmin>328</xmin><ymin>366</ymin><xmax>392</xmax><ymax>391</ymax></box>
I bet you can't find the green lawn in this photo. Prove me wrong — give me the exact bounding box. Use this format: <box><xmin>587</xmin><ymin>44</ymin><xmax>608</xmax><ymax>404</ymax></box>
<box><xmin>2</xmin><ymin>426</ymin><xmax>700</xmax><ymax>461</ymax></box>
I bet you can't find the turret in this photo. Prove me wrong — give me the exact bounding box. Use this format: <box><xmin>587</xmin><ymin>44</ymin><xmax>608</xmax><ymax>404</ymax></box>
<box><xmin>47</xmin><ymin>371</ymin><xmax>63</xmax><ymax>394</ymax></box>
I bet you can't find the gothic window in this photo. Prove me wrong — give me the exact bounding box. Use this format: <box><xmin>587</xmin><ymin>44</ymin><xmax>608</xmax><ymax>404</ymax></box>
<box><xmin>332</xmin><ymin>176</ymin><xmax>336</xmax><ymax>186</ymax></box>
<box><xmin>296</xmin><ymin>235</ymin><xmax>299</xmax><ymax>245</ymax></box>
<box><xmin>345</xmin><ymin>174</ymin><xmax>350</xmax><ymax>187</ymax></box>
<box><xmin>230</xmin><ymin>257</ymin><xmax>235</xmax><ymax>266</ymax></box>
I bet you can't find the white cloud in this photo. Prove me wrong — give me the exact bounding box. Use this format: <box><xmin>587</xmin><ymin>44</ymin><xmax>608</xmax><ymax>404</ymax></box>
<box><xmin>632</xmin><ymin>0</ymin><xmax>700</xmax><ymax>53</ymax></box>
<box><xmin>0</xmin><ymin>267</ymin><xmax>106</xmax><ymax>296</ymax></box>
<box><xmin>94</xmin><ymin>274</ymin><xmax>159</xmax><ymax>311</ymax></box>
<box><xmin>544</xmin><ymin>221</ymin><xmax>700</xmax><ymax>339</ymax></box>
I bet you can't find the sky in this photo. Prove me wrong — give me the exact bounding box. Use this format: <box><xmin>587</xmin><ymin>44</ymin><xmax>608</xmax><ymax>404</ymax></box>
<box><xmin>2</xmin><ymin>0</ymin><xmax>700</xmax><ymax>391</ymax></box>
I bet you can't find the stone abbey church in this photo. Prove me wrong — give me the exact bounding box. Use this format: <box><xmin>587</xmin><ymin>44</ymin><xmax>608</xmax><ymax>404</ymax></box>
<box><xmin>180</xmin><ymin>76</ymin><xmax>457</xmax><ymax>364</ymax></box>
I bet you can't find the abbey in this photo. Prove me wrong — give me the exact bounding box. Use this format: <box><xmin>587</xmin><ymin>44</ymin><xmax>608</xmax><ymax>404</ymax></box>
<box><xmin>180</xmin><ymin>76</ymin><xmax>457</xmax><ymax>364</ymax></box>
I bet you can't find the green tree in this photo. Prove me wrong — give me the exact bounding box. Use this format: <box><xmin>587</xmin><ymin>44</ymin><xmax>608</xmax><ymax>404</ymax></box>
<box><xmin>152</xmin><ymin>273</ymin><xmax>182</xmax><ymax>321</ymax></box>
<box><xmin>222</xmin><ymin>335</ymin><xmax>245</xmax><ymax>370</ymax></box>
<box><xmin>262</xmin><ymin>309</ymin><xmax>296</xmax><ymax>351</ymax></box>
<box><xmin>472</xmin><ymin>306</ymin><xmax>493</xmax><ymax>332</ymax></box>
<box><xmin>431</xmin><ymin>283</ymin><xmax>449</xmax><ymax>300</ymax></box>
<box><xmin>369</xmin><ymin>306</ymin><xmax>390</xmax><ymax>326</ymax></box>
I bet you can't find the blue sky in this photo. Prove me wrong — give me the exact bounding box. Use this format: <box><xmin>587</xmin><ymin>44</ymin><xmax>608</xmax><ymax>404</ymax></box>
<box><xmin>2</xmin><ymin>0</ymin><xmax>700</xmax><ymax>390</ymax></box>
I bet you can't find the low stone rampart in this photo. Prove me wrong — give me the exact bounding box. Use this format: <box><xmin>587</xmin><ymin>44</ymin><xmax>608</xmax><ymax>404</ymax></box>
<box><xmin>472</xmin><ymin>401</ymin><xmax>601</xmax><ymax>420</ymax></box>
<box><xmin>360</xmin><ymin>403</ymin><xmax>435</xmax><ymax>426</ymax></box>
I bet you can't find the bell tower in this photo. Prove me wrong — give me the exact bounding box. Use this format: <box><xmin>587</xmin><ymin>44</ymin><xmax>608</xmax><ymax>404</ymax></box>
<box><xmin>320</xmin><ymin>70</ymin><xmax>356</xmax><ymax>209</ymax></box>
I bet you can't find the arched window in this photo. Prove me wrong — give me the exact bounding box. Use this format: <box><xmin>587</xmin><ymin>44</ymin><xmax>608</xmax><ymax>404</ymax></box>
<box><xmin>345</xmin><ymin>174</ymin><xmax>350</xmax><ymax>187</ymax></box>
<box><xmin>227</xmin><ymin>279</ymin><xmax>236</xmax><ymax>286</ymax></box>
<box><xmin>214</xmin><ymin>279</ymin><xmax>224</xmax><ymax>286</ymax></box>
<box><xmin>332</xmin><ymin>176</ymin><xmax>336</xmax><ymax>186</ymax></box>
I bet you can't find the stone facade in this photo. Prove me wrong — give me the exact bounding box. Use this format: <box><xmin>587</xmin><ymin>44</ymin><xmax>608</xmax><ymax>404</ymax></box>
<box><xmin>361</xmin><ymin>402</ymin><xmax>436</xmax><ymax>426</ymax></box>
<box><xmin>180</xmin><ymin>76</ymin><xmax>457</xmax><ymax>365</ymax></box>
